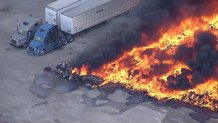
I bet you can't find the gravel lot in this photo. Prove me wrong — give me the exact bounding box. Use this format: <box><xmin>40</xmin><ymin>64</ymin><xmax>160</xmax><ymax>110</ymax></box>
<box><xmin>0</xmin><ymin>0</ymin><xmax>217</xmax><ymax>123</ymax></box>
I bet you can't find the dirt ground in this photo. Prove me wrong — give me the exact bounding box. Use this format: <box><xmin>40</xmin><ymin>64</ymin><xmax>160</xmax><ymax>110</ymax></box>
<box><xmin>0</xmin><ymin>0</ymin><xmax>217</xmax><ymax>123</ymax></box>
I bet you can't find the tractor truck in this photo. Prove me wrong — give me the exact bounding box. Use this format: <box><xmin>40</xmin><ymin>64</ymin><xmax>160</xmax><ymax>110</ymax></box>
<box><xmin>10</xmin><ymin>17</ymin><xmax>42</xmax><ymax>48</ymax></box>
<box><xmin>26</xmin><ymin>0</ymin><xmax>140</xmax><ymax>56</ymax></box>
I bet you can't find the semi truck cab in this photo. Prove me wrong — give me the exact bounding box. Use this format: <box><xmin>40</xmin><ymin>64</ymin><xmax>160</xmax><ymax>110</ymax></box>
<box><xmin>10</xmin><ymin>17</ymin><xmax>42</xmax><ymax>48</ymax></box>
<box><xmin>27</xmin><ymin>23</ymin><xmax>67</xmax><ymax>56</ymax></box>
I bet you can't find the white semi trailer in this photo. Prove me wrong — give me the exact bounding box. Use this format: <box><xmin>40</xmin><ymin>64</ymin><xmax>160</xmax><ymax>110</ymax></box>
<box><xmin>26</xmin><ymin>0</ymin><xmax>141</xmax><ymax>55</ymax></box>
<box><xmin>46</xmin><ymin>0</ymin><xmax>140</xmax><ymax>38</ymax></box>
<box><xmin>45</xmin><ymin>0</ymin><xmax>85</xmax><ymax>26</ymax></box>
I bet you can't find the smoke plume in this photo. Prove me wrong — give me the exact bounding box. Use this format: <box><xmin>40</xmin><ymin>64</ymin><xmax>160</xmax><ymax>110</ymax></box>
<box><xmin>82</xmin><ymin>0</ymin><xmax>216</xmax><ymax>69</ymax></box>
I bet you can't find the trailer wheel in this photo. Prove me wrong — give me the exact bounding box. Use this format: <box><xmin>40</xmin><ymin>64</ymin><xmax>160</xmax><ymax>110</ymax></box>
<box><xmin>67</xmin><ymin>35</ymin><xmax>75</xmax><ymax>43</ymax></box>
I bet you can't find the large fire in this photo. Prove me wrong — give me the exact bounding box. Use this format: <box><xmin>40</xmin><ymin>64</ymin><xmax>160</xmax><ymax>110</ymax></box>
<box><xmin>71</xmin><ymin>6</ymin><xmax>218</xmax><ymax>111</ymax></box>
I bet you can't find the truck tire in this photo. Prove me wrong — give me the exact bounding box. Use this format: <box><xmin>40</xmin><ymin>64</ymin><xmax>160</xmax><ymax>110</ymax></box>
<box><xmin>40</xmin><ymin>50</ymin><xmax>46</xmax><ymax>55</ymax></box>
<box><xmin>67</xmin><ymin>35</ymin><xmax>75</xmax><ymax>43</ymax></box>
<box><xmin>23</xmin><ymin>43</ymin><xmax>28</xmax><ymax>48</ymax></box>
<box><xmin>63</xmin><ymin>38</ymin><xmax>67</xmax><ymax>45</ymax></box>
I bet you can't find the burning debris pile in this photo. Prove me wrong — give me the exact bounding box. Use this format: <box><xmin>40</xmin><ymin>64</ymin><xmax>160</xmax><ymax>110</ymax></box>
<box><xmin>54</xmin><ymin>0</ymin><xmax>218</xmax><ymax>111</ymax></box>
<box><xmin>55</xmin><ymin>61</ymin><xmax>103</xmax><ymax>86</ymax></box>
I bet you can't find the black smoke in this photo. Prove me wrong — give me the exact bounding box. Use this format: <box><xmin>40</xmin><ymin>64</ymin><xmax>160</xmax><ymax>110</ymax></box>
<box><xmin>168</xmin><ymin>31</ymin><xmax>218</xmax><ymax>90</ymax></box>
<box><xmin>189</xmin><ymin>32</ymin><xmax>218</xmax><ymax>83</ymax></box>
<box><xmin>82</xmin><ymin>0</ymin><xmax>217</xmax><ymax>69</ymax></box>
<box><xmin>68</xmin><ymin>0</ymin><xmax>218</xmax><ymax>90</ymax></box>
<box><xmin>174</xmin><ymin>44</ymin><xmax>194</xmax><ymax>62</ymax></box>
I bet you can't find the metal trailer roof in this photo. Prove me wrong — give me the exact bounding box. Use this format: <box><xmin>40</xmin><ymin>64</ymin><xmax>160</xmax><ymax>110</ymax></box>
<box><xmin>46</xmin><ymin>0</ymin><xmax>85</xmax><ymax>11</ymax></box>
<box><xmin>62</xmin><ymin>0</ymin><xmax>111</xmax><ymax>18</ymax></box>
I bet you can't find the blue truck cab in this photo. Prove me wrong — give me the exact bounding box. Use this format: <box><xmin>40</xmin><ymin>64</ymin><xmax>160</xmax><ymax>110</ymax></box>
<box><xmin>27</xmin><ymin>23</ymin><xmax>67</xmax><ymax>56</ymax></box>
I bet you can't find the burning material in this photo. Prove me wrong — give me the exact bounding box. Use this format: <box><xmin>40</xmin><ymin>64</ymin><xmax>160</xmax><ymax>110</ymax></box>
<box><xmin>56</xmin><ymin>1</ymin><xmax>218</xmax><ymax>111</ymax></box>
<box><xmin>208</xmin><ymin>16</ymin><xmax>218</xmax><ymax>31</ymax></box>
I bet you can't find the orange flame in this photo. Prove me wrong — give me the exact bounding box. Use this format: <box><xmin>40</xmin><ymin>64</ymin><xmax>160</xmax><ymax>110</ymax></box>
<box><xmin>73</xmin><ymin>14</ymin><xmax>218</xmax><ymax>111</ymax></box>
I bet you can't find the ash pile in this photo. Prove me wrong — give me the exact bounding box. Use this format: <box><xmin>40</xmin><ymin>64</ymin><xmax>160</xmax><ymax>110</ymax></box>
<box><xmin>30</xmin><ymin>62</ymin><xmax>103</xmax><ymax>99</ymax></box>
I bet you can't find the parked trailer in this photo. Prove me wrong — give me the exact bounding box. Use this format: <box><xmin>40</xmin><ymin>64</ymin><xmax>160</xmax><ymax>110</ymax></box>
<box><xmin>27</xmin><ymin>0</ymin><xmax>141</xmax><ymax>56</ymax></box>
<box><xmin>45</xmin><ymin>0</ymin><xmax>85</xmax><ymax>26</ymax></box>
<box><xmin>59</xmin><ymin>0</ymin><xmax>140</xmax><ymax>35</ymax></box>
<box><xmin>46</xmin><ymin>0</ymin><xmax>140</xmax><ymax>42</ymax></box>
